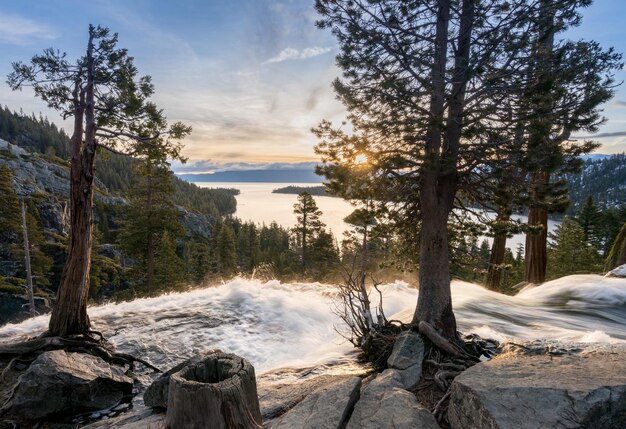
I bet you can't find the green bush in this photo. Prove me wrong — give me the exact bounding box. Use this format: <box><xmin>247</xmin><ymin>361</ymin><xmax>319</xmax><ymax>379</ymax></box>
<box><xmin>0</xmin><ymin>284</ymin><xmax>25</xmax><ymax>295</ymax></box>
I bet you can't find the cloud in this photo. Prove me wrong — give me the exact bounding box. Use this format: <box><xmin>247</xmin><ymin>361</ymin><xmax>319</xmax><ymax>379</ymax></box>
<box><xmin>264</xmin><ymin>46</ymin><xmax>333</xmax><ymax>64</ymax></box>
<box><xmin>0</xmin><ymin>14</ymin><xmax>56</xmax><ymax>45</ymax></box>
<box><xmin>171</xmin><ymin>160</ymin><xmax>319</xmax><ymax>174</ymax></box>
<box><xmin>614</xmin><ymin>101</ymin><xmax>626</xmax><ymax>108</ymax></box>
<box><xmin>576</xmin><ymin>131</ymin><xmax>626</xmax><ymax>139</ymax></box>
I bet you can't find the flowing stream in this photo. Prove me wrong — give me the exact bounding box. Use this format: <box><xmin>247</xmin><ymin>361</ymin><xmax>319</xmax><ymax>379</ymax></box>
<box><xmin>1</xmin><ymin>275</ymin><xmax>625</xmax><ymax>377</ymax></box>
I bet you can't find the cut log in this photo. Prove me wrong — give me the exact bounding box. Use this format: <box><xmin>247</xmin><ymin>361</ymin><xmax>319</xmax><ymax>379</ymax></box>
<box><xmin>165</xmin><ymin>352</ymin><xmax>262</xmax><ymax>429</ymax></box>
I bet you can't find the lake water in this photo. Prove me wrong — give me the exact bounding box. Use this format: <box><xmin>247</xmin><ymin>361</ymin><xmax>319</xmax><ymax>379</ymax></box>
<box><xmin>197</xmin><ymin>182</ymin><xmax>355</xmax><ymax>239</ymax></box>
<box><xmin>195</xmin><ymin>182</ymin><xmax>558</xmax><ymax>251</ymax></box>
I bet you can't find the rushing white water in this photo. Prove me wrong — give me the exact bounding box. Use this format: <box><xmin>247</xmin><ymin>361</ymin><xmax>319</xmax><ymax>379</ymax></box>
<box><xmin>0</xmin><ymin>275</ymin><xmax>624</xmax><ymax>375</ymax></box>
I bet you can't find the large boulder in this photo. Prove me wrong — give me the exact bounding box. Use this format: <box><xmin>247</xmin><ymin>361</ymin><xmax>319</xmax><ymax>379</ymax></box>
<box><xmin>272</xmin><ymin>377</ymin><xmax>361</xmax><ymax>429</ymax></box>
<box><xmin>1</xmin><ymin>350</ymin><xmax>133</xmax><ymax>421</ymax></box>
<box><xmin>387</xmin><ymin>330</ymin><xmax>425</xmax><ymax>389</ymax></box>
<box><xmin>347</xmin><ymin>370</ymin><xmax>440</xmax><ymax>429</ymax></box>
<box><xmin>448</xmin><ymin>349</ymin><xmax>626</xmax><ymax>429</ymax></box>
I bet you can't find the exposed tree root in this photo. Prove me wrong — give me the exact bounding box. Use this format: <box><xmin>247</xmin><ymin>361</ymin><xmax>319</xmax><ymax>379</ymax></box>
<box><xmin>418</xmin><ymin>321</ymin><xmax>475</xmax><ymax>360</ymax></box>
<box><xmin>411</xmin><ymin>332</ymin><xmax>499</xmax><ymax>428</ymax></box>
<box><xmin>0</xmin><ymin>334</ymin><xmax>161</xmax><ymax>373</ymax></box>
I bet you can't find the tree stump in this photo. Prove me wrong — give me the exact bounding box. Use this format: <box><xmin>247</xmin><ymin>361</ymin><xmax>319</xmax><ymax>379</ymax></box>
<box><xmin>165</xmin><ymin>352</ymin><xmax>262</xmax><ymax>429</ymax></box>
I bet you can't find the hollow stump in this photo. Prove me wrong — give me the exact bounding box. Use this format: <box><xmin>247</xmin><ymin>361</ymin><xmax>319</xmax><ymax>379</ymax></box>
<box><xmin>165</xmin><ymin>352</ymin><xmax>262</xmax><ymax>429</ymax></box>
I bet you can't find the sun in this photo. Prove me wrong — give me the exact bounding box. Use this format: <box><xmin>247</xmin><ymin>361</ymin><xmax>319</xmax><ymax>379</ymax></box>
<box><xmin>354</xmin><ymin>153</ymin><xmax>368</xmax><ymax>165</ymax></box>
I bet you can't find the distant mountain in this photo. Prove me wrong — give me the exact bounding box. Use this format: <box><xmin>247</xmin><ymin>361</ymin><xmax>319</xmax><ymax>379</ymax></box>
<box><xmin>579</xmin><ymin>154</ymin><xmax>612</xmax><ymax>161</ymax></box>
<box><xmin>566</xmin><ymin>153</ymin><xmax>626</xmax><ymax>213</ymax></box>
<box><xmin>178</xmin><ymin>169</ymin><xmax>322</xmax><ymax>183</ymax></box>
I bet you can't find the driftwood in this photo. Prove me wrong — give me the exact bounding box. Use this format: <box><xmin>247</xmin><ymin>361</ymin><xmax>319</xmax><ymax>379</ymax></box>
<box><xmin>165</xmin><ymin>352</ymin><xmax>262</xmax><ymax>429</ymax></box>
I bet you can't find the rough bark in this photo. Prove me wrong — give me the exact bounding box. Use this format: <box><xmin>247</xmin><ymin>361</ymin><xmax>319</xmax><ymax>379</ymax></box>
<box><xmin>48</xmin><ymin>31</ymin><xmax>95</xmax><ymax>336</ymax></box>
<box><xmin>486</xmin><ymin>207</ymin><xmax>511</xmax><ymax>290</ymax></box>
<box><xmin>605</xmin><ymin>222</ymin><xmax>626</xmax><ymax>271</ymax></box>
<box><xmin>165</xmin><ymin>352</ymin><xmax>262</xmax><ymax>429</ymax></box>
<box><xmin>413</xmin><ymin>0</ymin><xmax>474</xmax><ymax>339</ymax></box>
<box><xmin>524</xmin><ymin>204</ymin><xmax>548</xmax><ymax>284</ymax></box>
<box><xmin>523</xmin><ymin>1</ymin><xmax>555</xmax><ymax>285</ymax></box>
<box><xmin>486</xmin><ymin>232</ymin><xmax>507</xmax><ymax>290</ymax></box>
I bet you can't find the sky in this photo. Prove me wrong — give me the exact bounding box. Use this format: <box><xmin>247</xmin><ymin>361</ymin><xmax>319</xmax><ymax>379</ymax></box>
<box><xmin>0</xmin><ymin>0</ymin><xmax>625</xmax><ymax>173</ymax></box>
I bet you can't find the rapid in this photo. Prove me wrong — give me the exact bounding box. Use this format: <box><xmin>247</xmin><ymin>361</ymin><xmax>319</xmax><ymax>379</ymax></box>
<box><xmin>0</xmin><ymin>275</ymin><xmax>625</xmax><ymax>377</ymax></box>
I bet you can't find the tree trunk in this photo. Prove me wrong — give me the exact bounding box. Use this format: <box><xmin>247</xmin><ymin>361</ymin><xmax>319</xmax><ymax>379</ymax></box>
<box><xmin>146</xmin><ymin>171</ymin><xmax>155</xmax><ymax>290</ymax></box>
<box><xmin>49</xmin><ymin>30</ymin><xmax>95</xmax><ymax>336</ymax></box>
<box><xmin>20</xmin><ymin>200</ymin><xmax>35</xmax><ymax>317</ymax></box>
<box><xmin>605</xmin><ymin>221</ymin><xmax>626</xmax><ymax>271</ymax></box>
<box><xmin>486</xmin><ymin>233</ymin><xmax>507</xmax><ymax>290</ymax></box>
<box><xmin>524</xmin><ymin>204</ymin><xmax>548</xmax><ymax>284</ymax></box>
<box><xmin>414</xmin><ymin>198</ymin><xmax>457</xmax><ymax>338</ymax></box>
<box><xmin>412</xmin><ymin>0</ymin><xmax>474</xmax><ymax>339</ymax></box>
<box><xmin>523</xmin><ymin>1</ymin><xmax>555</xmax><ymax>286</ymax></box>
<box><xmin>165</xmin><ymin>352</ymin><xmax>262</xmax><ymax>429</ymax></box>
<box><xmin>486</xmin><ymin>207</ymin><xmax>510</xmax><ymax>290</ymax></box>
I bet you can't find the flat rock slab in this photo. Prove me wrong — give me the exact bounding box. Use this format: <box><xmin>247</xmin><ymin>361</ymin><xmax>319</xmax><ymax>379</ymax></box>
<box><xmin>448</xmin><ymin>350</ymin><xmax>626</xmax><ymax>429</ymax></box>
<box><xmin>272</xmin><ymin>377</ymin><xmax>361</xmax><ymax>429</ymax></box>
<box><xmin>83</xmin><ymin>409</ymin><xmax>165</xmax><ymax>429</ymax></box>
<box><xmin>259</xmin><ymin>374</ymin><xmax>354</xmax><ymax>421</ymax></box>
<box><xmin>347</xmin><ymin>370</ymin><xmax>440</xmax><ymax>429</ymax></box>
<box><xmin>1</xmin><ymin>350</ymin><xmax>133</xmax><ymax>421</ymax></box>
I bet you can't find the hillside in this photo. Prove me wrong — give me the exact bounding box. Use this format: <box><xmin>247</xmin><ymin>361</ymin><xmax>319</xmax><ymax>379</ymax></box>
<box><xmin>566</xmin><ymin>153</ymin><xmax>626</xmax><ymax>213</ymax></box>
<box><xmin>0</xmin><ymin>106</ymin><xmax>237</xmax><ymax>217</ymax></box>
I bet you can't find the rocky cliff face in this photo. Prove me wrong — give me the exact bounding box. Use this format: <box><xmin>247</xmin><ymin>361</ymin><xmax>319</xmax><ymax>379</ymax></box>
<box><xmin>0</xmin><ymin>138</ymin><xmax>214</xmax><ymax>239</ymax></box>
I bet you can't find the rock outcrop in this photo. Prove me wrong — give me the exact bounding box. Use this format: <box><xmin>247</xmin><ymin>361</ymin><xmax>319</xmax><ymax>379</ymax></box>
<box><xmin>272</xmin><ymin>377</ymin><xmax>361</xmax><ymax>429</ymax></box>
<box><xmin>347</xmin><ymin>370</ymin><xmax>440</xmax><ymax>429</ymax></box>
<box><xmin>1</xmin><ymin>350</ymin><xmax>133</xmax><ymax>421</ymax></box>
<box><xmin>0</xmin><ymin>293</ymin><xmax>50</xmax><ymax>326</ymax></box>
<box><xmin>606</xmin><ymin>263</ymin><xmax>626</xmax><ymax>278</ymax></box>
<box><xmin>259</xmin><ymin>374</ymin><xmax>354</xmax><ymax>421</ymax></box>
<box><xmin>448</xmin><ymin>348</ymin><xmax>626</xmax><ymax>429</ymax></box>
<box><xmin>386</xmin><ymin>330</ymin><xmax>425</xmax><ymax>389</ymax></box>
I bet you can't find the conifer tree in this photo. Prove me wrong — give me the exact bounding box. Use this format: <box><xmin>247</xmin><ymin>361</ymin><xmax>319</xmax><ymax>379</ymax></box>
<box><xmin>153</xmin><ymin>231</ymin><xmax>185</xmax><ymax>291</ymax></box>
<box><xmin>576</xmin><ymin>195</ymin><xmax>602</xmax><ymax>247</ymax></box>
<box><xmin>0</xmin><ymin>165</ymin><xmax>20</xmax><ymax>241</ymax></box>
<box><xmin>547</xmin><ymin>218</ymin><xmax>602</xmax><ymax>278</ymax></box>
<box><xmin>292</xmin><ymin>192</ymin><xmax>324</xmax><ymax>272</ymax></box>
<box><xmin>120</xmin><ymin>164</ymin><xmax>183</xmax><ymax>291</ymax></box>
<box><xmin>8</xmin><ymin>25</ymin><xmax>190</xmax><ymax>335</ymax></box>
<box><xmin>216</xmin><ymin>222</ymin><xmax>238</xmax><ymax>277</ymax></box>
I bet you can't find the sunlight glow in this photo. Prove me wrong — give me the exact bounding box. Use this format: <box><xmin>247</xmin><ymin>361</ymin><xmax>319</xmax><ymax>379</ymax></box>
<box><xmin>354</xmin><ymin>153</ymin><xmax>368</xmax><ymax>165</ymax></box>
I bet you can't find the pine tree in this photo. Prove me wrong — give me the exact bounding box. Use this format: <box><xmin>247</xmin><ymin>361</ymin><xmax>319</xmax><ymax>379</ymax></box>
<box><xmin>120</xmin><ymin>164</ymin><xmax>183</xmax><ymax>292</ymax></box>
<box><xmin>8</xmin><ymin>25</ymin><xmax>190</xmax><ymax>335</ymax></box>
<box><xmin>292</xmin><ymin>193</ymin><xmax>325</xmax><ymax>272</ymax></box>
<box><xmin>576</xmin><ymin>196</ymin><xmax>602</xmax><ymax>248</ymax></box>
<box><xmin>309</xmin><ymin>230</ymin><xmax>341</xmax><ymax>279</ymax></box>
<box><xmin>0</xmin><ymin>165</ymin><xmax>20</xmax><ymax>242</ymax></box>
<box><xmin>153</xmin><ymin>231</ymin><xmax>185</xmax><ymax>291</ymax></box>
<box><xmin>547</xmin><ymin>218</ymin><xmax>602</xmax><ymax>278</ymax></box>
<box><xmin>216</xmin><ymin>222</ymin><xmax>237</xmax><ymax>277</ymax></box>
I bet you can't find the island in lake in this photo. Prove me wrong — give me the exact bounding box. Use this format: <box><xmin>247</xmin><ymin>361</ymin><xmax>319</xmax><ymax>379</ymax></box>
<box><xmin>272</xmin><ymin>185</ymin><xmax>338</xmax><ymax>197</ymax></box>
